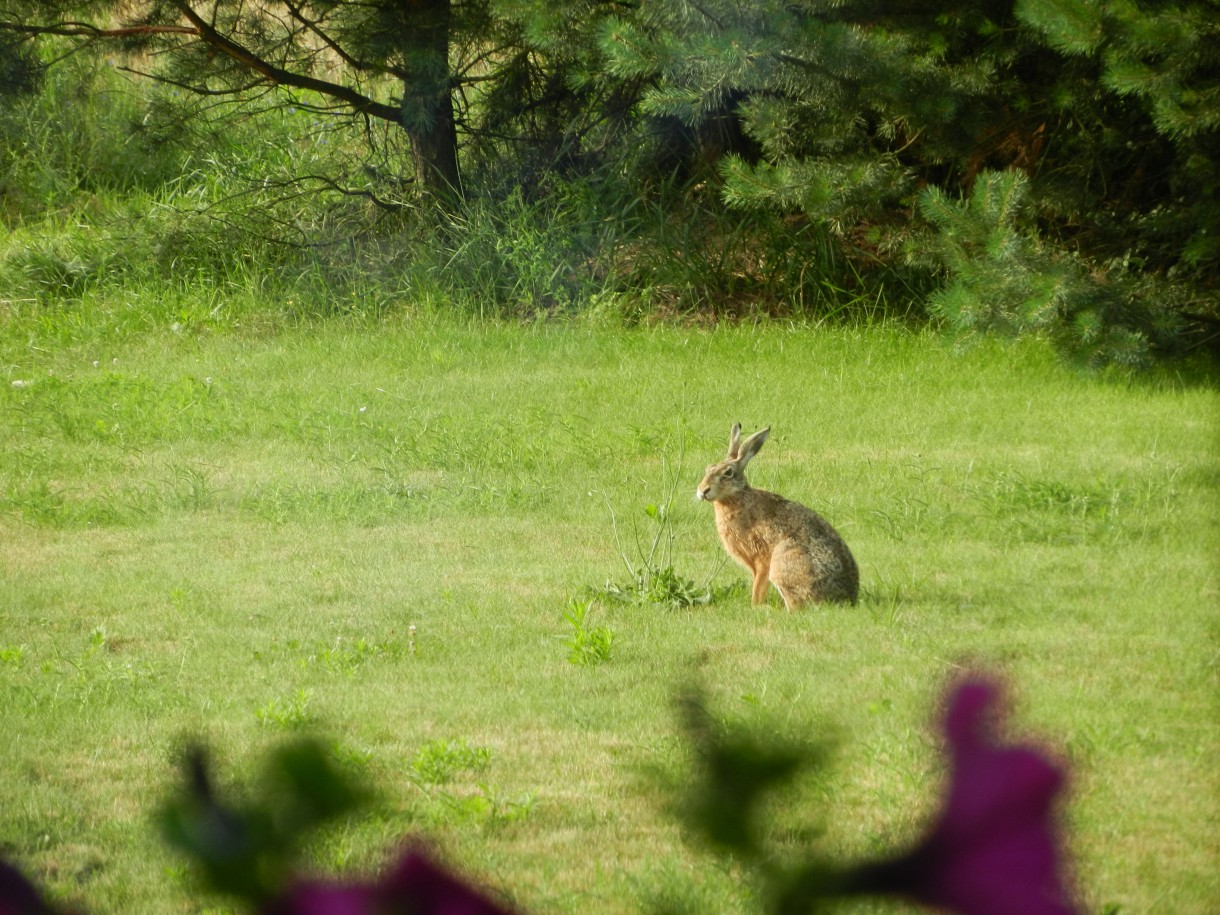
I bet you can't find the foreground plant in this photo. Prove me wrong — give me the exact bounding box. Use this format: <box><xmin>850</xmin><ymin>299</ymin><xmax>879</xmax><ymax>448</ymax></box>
<box><xmin>263</xmin><ymin>850</ymin><xmax>513</xmax><ymax>915</ymax></box>
<box><xmin>675</xmin><ymin>675</ymin><xmax>1077</xmax><ymax>915</ymax></box>
<box><xmin>839</xmin><ymin>678</ymin><xmax>1076</xmax><ymax>915</ymax></box>
<box><xmin>600</xmin><ymin>488</ymin><xmax>738</xmax><ymax>609</ymax></box>
<box><xmin>0</xmin><ymin>675</ymin><xmax>1075</xmax><ymax>915</ymax></box>
<box><xmin>0</xmin><ymin>858</ymin><xmax>66</xmax><ymax>915</ymax></box>
<box><xmin>562</xmin><ymin>598</ymin><xmax>615</xmax><ymax>666</ymax></box>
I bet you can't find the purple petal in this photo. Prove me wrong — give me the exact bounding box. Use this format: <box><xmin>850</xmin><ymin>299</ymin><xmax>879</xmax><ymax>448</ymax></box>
<box><xmin>0</xmin><ymin>859</ymin><xmax>59</xmax><ymax>915</ymax></box>
<box><xmin>263</xmin><ymin>881</ymin><xmax>377</xmax><ymax>915</ymax></box>
<box><xmin>847</xmin><ymin>678</ymin><xmax>1078</xmax><ymax>915</ymax></box>
<box><xmin>916</xmin><ymin>678</ymin><xmax>1077</xmax><ymax>915</ymax></box>
<box><xmin>378</xmin><ymin>850</ymin><xmax>515</xmax><ymax>915</ymax></box>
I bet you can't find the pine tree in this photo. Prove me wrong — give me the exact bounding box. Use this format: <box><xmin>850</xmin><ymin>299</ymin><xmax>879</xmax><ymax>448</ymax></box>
<box><xmin>917</xmin><ymin>170</ymin><xmax>1164</xmax><ymax>366</ymax></box>
<box><xmin>597</xmin><ymin>0</ymin><xmax>1218</xmax><ymax>358</ymax></box>
<box><xmin>0</xmin><ymin>1</ymin><xmax>623</xmax><ymax>206</ymax></box>
<box><xmin>1015</xmin><ymin>0</ymin><xmax>1220</xmax><ymax>276</ymax></box>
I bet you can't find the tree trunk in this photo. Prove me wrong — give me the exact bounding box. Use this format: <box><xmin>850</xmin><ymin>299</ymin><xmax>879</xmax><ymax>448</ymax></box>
<box><xmin>399</xmin><ymin>0</ymin><xmax>461</xmax><ymax>203</ymax></box>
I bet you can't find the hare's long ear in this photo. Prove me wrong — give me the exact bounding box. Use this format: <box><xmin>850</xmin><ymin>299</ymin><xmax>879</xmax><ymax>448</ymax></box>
<box><xmin>727</xmin><ymin>422</ymin><xmax>743</xmax><ymax>459</ymax></box>
<box><xmin>738</xmin><ymin>427</ymin><xmax>770</xmax><ymax>466</ymax></box>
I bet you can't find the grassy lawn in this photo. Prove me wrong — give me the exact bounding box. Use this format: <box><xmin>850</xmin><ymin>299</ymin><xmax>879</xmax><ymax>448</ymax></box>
<box><xmin>1</xmin><ymin>313</ymin><xmax>1216</xmax><ymax>914</ymax></box>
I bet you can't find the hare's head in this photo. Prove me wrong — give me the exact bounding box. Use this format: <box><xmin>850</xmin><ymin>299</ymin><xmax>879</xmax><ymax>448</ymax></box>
<box><xmin>696</xmin><ymin>424</ymin><xmax>770</xmax><ymax>502</ymax></box>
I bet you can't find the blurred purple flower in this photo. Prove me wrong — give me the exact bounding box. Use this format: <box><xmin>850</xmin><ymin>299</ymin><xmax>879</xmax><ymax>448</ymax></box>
<box><xmin>264</xmin><ymin>884</ymin><xmax>373</xmax><ymax>915</ymax></box>
<box><xmin>264</xmin><ymin>848</ymin><xmax>514</xmax><ymax>915</ymax></box>
<box><xmin>0</xmin><ymin>859</ymin><xmax>63</xmax><ymax>915</ymax></box>
<box><xmin>849</xmin><ymin>678</ymin><xmax>1078</xmax><ymax>915</ymax></box>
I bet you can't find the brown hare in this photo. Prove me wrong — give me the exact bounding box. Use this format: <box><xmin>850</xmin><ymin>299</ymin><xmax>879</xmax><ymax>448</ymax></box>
<box><xmin>697</xmin><ymin>424</ymin><xmax>858</xmax><ymax>608</ymax></box>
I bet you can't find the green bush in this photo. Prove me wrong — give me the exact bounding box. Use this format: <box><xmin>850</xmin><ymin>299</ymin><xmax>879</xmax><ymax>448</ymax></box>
<box><xmin>916</xmin><ymin>170</ymin><xmax>1184</xmax><ymax>367</ymax></box>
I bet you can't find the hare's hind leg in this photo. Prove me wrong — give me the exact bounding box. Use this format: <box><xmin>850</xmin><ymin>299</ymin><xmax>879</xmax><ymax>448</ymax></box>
<box><xmin>769</xmin><ymin>544</ymin><xmax>816</xmax><ymax>610</ymax></box>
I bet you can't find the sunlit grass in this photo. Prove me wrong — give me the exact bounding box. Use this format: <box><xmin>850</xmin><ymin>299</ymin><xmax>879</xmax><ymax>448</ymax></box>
<box><xmin>0</xmin><ymin>313</ymin><xmax>1216</xmax><ymax>914</ymax></box>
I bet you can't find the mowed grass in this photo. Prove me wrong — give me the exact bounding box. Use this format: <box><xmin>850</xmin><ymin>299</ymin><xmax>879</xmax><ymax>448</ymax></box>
<box><xmin>1</xmin><ymin>314</ymin><xmax>1216</xmax><ymax>914</ymax></box>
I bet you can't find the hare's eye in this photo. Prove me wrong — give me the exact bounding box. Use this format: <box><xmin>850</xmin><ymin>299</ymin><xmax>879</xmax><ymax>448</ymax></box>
<box><xmin>723</xmin><ymin>467</ymin><xmax>735</xmax><ymax>478</ymax></box>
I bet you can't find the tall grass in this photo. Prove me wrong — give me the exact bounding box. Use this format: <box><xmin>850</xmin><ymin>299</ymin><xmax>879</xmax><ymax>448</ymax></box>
<box><xmin>1</xmin><ymin>317</ymin><xmax>1215</xmax><ymax>914</ymax></box>
<box><xmin>1</xmin><ymin>55</ymin><xmax>922</xmax><ymax>328</ymax></box>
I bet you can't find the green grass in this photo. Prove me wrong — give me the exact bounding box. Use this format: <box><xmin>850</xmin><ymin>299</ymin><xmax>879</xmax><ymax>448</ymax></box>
<box><xmin>0</xmin><ymin>310</ymin><xmax>1216</xmax><ymax>914</ymax></box>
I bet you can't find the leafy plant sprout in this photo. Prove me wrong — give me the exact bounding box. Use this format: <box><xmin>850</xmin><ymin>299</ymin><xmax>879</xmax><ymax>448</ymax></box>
<box><xmin>562</xmin><ymin>598</ymin><xmax>614</xmax><ymax>666</ymax></box>
<box><xmin>597</xmin><ymin>438</ymin><xmax>734</xmax><ymax>608</ymax></box>
<box><xmin>255</xmin><ymin>690</ymin><xmax>314</xmax><ymax>730</ymax></box>
<box><xmin>409</xmin><ymin>738</ymin><xmax>493</xmax><ymax>787</ymax></box>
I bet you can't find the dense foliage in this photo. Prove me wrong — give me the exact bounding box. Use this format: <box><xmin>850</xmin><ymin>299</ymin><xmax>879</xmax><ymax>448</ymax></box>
<box><xmin>1</xmin><ymin>1</ymin><xmax>1216</xmax><ymax>363</ymax></box>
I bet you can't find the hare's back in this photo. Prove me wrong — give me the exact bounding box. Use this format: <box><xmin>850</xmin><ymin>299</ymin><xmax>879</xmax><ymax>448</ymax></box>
<box><xmin>738</xmin><ymin>489</ymin><xmax>851</xmax><ymax>554</ymax></box>
<box><xmin>774</xmin><ymin>494</ymin><xmax>845</xmax><ymax>544</ymax></box>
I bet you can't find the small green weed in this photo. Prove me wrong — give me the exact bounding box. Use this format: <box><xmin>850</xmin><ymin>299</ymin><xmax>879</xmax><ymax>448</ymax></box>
<box><xmin>328</xmin><ymin>740</ymin><xmax>375</xmax><ymax>774</ymax></box>
<box><xmin>12</xmin><ymin>627</ymin><xmax>165</xmax><ymax>713</ymax></box>
<box><xmin>166</xmin><ymin>463</ymin><xmax>214</xmax><ymax>511</ymax></box>
<box><xmin>562</xmin><ymin>598</ymin><xmax>615</xmax><ymax>666</ymax></box>
<box><xmin>598</xmin><ymin>563</ymin><xmax>744</xmax><ymax>608</ymax></box>
<box><xmin>409</xmin><ymin>739</ymin><xmax>493</xmax><ymax>787</ymax></box>
<box><xmin>407</xmin><ymin>739</ymin><xmax>532</xmax><ymax>829</ymax></box>
<box><xmin>255</xmin><ymin>689</ymin><xmax>315</xmax><ymax>730</ymax></box>
<box><xmin>434</xmin><ymin>784</ymin><xmax>536</xmax><ymax>829</ymax></box>
<box><xmin>252</xmin><ymin>636</ymin><xmax>411</xmax><ymax>675</ymax></box>
<box><xmin>319</xmin><ymin>639</ymin><xmax>389</xmax><ymax>675</ymax></box>
<box><xmin>600</xmin><ymin>498</ymin><xmax>737</xmax><ymax>608</ymax></box>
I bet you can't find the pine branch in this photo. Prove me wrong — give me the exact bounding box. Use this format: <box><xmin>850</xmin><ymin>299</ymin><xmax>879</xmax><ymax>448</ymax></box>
<box><xmin>167</xmin><ymin>1</ymin><xmax>402</xmax><ymax>123</ymax></box>
<box><xmin>0</xmin><ymin>4</ymin><xmax>406</xmax><ymax>124</ymax></box>
<box><xmin>279</xmin><ymin>0</ymin><xmax>404</xmax><ymax>80</ymax></box>
<box><xmin>0</xmin><ymin>20</ymin><xmax>195</xmax><ymax>39</ymax></box>
<box><xmin>115</xmin><ymin>65</ymin><xmax>269</xmax><ymax>98</ymax></box>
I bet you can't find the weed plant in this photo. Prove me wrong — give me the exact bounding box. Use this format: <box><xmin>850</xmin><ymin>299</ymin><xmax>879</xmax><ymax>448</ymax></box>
<box><xmin>256</xmin><ymin>690</ymin><xmax>316</xmax><ymax>731</ymax></box>
<box><xmin>561</xmin><ymin>599</ymin><xmax>615</xmax><ymax>666</ymax></box>
<box><xmin>410</xmin><ymin>740</ymin><xmax>494</xmax><ymax>788</ymax></box>
<box><xmin>596</xmin><ymin>456</ymin><xmax>743</xmax><ymax>609</ymax></box>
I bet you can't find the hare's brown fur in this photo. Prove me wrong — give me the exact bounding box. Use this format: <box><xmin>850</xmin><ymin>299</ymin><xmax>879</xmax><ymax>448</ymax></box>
<box><xmin>697</xmin><ymin>425</ymin><xmax>858</xmax><ymax>609</ymax></box>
